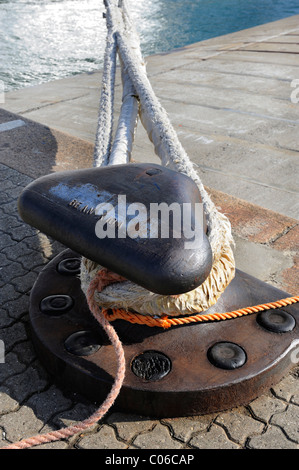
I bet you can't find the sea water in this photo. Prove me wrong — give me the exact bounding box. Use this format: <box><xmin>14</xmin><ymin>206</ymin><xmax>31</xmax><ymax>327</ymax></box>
<box><xmin>1</xmin><ymin>0</ymin><xmax>299</xmax><ymax>91</ymax></box>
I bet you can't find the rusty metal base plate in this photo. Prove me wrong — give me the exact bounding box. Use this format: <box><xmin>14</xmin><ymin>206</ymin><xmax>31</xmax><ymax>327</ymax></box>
<box><xmin>29</xmin><ymin>249</ymin><xmax>299</xmax><ymax>418</ymax></box>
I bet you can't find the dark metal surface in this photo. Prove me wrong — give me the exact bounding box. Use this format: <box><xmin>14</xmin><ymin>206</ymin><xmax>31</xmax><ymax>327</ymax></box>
<box><xmin>40</xmin><ymin>295</ymin><xmax>74</xmax><ymax>316</ymax></box>
<box><xmin>29</xmin><ymin>249</ymin><xmax>299</xmax><ymax>417</ymax></box>
<box><xmin>18</xmin><ymin>163</ymin><xmax>212</xmax><ymax>295</ymax></box>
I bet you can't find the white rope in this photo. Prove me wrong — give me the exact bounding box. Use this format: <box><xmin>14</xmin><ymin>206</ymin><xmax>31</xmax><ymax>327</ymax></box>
<box><xmin>108</xmin><ymin>55</ymin><xmax>139</xmax><ymax>166</ymax></box>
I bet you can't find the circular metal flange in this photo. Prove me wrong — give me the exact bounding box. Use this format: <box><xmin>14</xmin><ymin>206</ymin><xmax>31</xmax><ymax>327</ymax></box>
<box><xmin>29</xmin><ymin>249</ymin><xmax>299</xmax><ymax>418</ymax></box>
<box><xmin>207</xmin><ymin>342</ymin><xmax>247</xmax><ymax>370</ymax></box>
<box><xmin>257</xmin><ymin>310</ymin><xmax>296</xmax><ymax>333</ymax></box>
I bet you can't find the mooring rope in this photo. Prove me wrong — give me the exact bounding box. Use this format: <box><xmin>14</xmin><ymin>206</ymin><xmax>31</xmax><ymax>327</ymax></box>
<box><xmin>2</xmin><ymin>267</ymin><xmax>298</xmax><ymax>448</ymax></box>
<box><xmin>93</xmin><ymin>10</ymin><xmax>118</xmax><ymax>168</ymax></box>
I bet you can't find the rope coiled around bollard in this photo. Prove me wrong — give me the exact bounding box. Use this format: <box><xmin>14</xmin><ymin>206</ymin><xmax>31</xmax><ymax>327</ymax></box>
<box><xmin>2</xmin><ymin>267</ymin><xmax>298</xmax><ymax>449</ymax></box>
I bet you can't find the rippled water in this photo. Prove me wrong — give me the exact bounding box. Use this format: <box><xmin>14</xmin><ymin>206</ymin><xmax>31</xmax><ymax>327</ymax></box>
<box><xmin>1</xmin><ymin>0</ymin><xmax>299</xmax><ymax>91</ymax></box>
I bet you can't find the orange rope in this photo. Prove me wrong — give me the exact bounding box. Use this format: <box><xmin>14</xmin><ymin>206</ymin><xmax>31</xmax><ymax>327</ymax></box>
<box><xmin>102</xmin><ymin>295</ymin><xmax>299</xmax><ymax>329</ymax></box>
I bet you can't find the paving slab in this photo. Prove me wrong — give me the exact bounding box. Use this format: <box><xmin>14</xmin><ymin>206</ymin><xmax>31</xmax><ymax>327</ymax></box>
<box><xmin>0</xmin><ymin>16</ymin><xmax>298</xmax><ymax>450</ymax></box>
